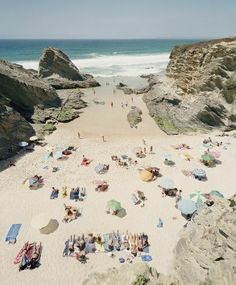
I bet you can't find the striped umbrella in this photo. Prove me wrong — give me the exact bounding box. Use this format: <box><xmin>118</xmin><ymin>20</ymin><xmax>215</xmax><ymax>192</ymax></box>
<box><xmin>192</xmin><ymin>168</ymin><xmax>206</xmax><ymax>178</ymax></box>
<box><xmin>159</xmin><ymin>177</ymin><xmax>175</xmax><ymax>189</ymax></box>
<box><xmin>190</xmin><ymin>191</ymin><xmax>206</xmax><ymax>204</ymax></box>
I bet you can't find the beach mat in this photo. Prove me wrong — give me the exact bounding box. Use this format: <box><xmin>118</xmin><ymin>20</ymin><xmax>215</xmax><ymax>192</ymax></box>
<box><xmin>5</xmin><ymin>224</ymin><xmax>21</xmax><ymax>243</ymax></box>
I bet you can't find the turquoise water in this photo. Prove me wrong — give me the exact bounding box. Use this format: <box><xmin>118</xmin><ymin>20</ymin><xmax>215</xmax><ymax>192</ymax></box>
<box><xmin>0</xmin><ymin>39</ymin><xmax>201</xmax><ymax>76</ymax></box>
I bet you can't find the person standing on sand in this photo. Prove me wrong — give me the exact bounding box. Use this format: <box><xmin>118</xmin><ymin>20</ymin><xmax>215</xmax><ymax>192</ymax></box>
<box><xmin>142</xmin><ymin>139</ymin><xmax>146</xmax><ymax>145</ymax></box>
<box><xmin>102</xmin><ymin>136</ymin><xmax>105</xmax><ymax>142</ymax></box>
<box><xmin>150</xmin><ymin>146</ymin><xmax>153</xmax><ymax>153</ymax></box>
<box><xmin>111</xmin><ymin>102</ymin><xmax>113</xmax><ymax>107</ymax></box>
<box><xmin>78</xmin><ymin>132</ymin><xmax>81</xmax><ymax>139</ymax></box>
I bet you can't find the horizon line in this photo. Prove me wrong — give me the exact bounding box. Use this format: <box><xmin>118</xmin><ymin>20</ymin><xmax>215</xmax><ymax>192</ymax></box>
<box><xmin>0</xmin><ymin>37</ymin><xmax>216</xmax><ymax>41</ymax></box>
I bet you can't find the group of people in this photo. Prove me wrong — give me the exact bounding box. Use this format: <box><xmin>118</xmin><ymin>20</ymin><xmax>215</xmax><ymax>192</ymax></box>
<box><xmin>63</xmin><ymin>231</ymin><xmax>150</xmax><ymax>263</ymax></box>
<box><xmin>50</xmin><ymin>186</ymin><xmax>86</xmax><ymax>201</ymax></box>
<box><xmin>136</xmin><ymin>146</ymin><xmax>153</xmax><ymax>158</ymax></box>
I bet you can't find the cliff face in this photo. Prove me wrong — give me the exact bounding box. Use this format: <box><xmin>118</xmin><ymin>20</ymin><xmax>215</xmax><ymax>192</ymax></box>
<box><xmin>174</xmin><ymin>195</ymin><xmax>236</xmax><ymax>285</ymax></box>
<box><xmin>143</xmin><ymin>38</ymin><xmax>236</xmax><ymax>134</ymax></box>
<box><xmin>0</xmin><ymin>60</ymin><xmax>60</xmax><ymax>119</ymax></box>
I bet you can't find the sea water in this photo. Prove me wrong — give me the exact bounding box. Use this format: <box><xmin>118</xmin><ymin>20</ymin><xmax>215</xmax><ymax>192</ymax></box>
<box><xmin>0</xmin><ymin>39</ymin><xmax>202</xmax><ymax>77</ymax></box>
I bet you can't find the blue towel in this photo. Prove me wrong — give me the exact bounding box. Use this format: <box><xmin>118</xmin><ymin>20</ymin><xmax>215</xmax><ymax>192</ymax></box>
<box><xmin>50</xmin><ymin>190</ymin><xmax>59</xmax><ymax>199</ymax></box>
<box><xmin>70</xmin><ymin>191</ymin><xmax>79</xmax><ymax>200</ymax></box>
<box><xmin>5</xmin><ymin>224</ymin><xmax>21</xmax><ymax>243</ymax></box>
<box><xmin>141</xmin><ymin>255</ymin><xmax>152</xmax><ymax>262</ymax></box>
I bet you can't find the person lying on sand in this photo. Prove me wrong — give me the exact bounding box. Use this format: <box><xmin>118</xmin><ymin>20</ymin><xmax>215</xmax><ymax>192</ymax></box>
<box><xmin>62</xmin><ymin>204</ymin><xmax>78</xmax><ymax>223</ymax></box>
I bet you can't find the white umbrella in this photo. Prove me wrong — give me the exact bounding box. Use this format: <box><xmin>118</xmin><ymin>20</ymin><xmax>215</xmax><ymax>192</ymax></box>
<box><xmin>29</xmin><ymin>135</ymin><xmax>39</xmax><ymax>141</ymax></box>
<box><xmin>31</xmin><ymin>213</ymin><xmax>51</xmax><ymax>229</ymax></box>
<box><xmin>19</xmin><ymin>141</ymin><xmax>28</xmax><ymax>147</ymax></box>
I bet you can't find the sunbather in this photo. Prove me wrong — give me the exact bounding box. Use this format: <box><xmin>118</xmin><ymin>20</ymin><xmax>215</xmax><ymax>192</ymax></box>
<box><xmin>62</xmin><ymin>204</ymin><xmax>78</xmax><ymax>223</ymax></box>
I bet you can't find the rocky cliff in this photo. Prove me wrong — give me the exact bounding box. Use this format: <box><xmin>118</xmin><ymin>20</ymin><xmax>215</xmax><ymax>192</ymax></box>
<box><xmin>0</xmin><ymin>56</ymin><xmax>88</xmax><ymax>160</ymax></box>
<box><xmin>38</xmin><ymin>47</ymin><xmax>100</xmax><ymax>89</ymax></box>
<box><xmin>174</xmin><ymin>195</ymin><xmax>236</xmax><ymax>285</ymax></box>
<box><xmin>143</xmin><ymin>38</ymin><xmax>236</xmax><ymax>134</ymax></box>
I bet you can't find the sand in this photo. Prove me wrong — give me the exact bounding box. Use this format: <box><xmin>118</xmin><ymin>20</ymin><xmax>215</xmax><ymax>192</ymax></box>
<box><xmin>0</xmin><ymin>76</ymin><xmax>236</xmax><ymax>285</ymax></box>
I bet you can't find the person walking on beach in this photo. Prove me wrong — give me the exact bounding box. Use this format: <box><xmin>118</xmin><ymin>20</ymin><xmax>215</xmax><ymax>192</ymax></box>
<box><xmin>150</xmin><ymin>146</ymin><xmax>153</xmax><ymax>154</ymax></box>
<box><xmin>111</xmin><ymin>102</ymin><xmax>113</xmax><ymax>108</ymax></box>
<box><xmin>142</xmin><ymin>139</ymin><xmax>146</xmax><ymax>145</ymax></box>
<box><xmin>102</xmin><ymin>136</ymin><xmax>105</xmax><ymax>142</ymax></box>
<box><xmin>78</xmin><ymin>132</ymin><xmax>81</xmax><ymax>139</ymax></box>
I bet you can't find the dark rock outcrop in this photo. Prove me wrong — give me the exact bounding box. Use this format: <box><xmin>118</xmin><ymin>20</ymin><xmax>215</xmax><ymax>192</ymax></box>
<box><xmin>38</xmin><ymin>48</ymin><xmax>100</xmax><ymax>89</ymax></box>
<box><xmin>127</xmin><ymin>107</ymin><xmax>143</xmax><ymax>128</ymax></box>
<box><xmin>0</xmin><ymin>60</ymin><xmax>60</xmax><ymax>119</ymax></box>
<box><xmin>0</xmin><ymin>59</ymin><xmax>87</xmax><ymax>159</ymax></box>
<box><xmin>143</xmin><ymin>38</ymin><xmax>236</xmax><ymax>134</ymax></box>
<box><xmin>173</xmin><ymin>195</ymin><xmax>236</xmax><ymax>285</ymax></box>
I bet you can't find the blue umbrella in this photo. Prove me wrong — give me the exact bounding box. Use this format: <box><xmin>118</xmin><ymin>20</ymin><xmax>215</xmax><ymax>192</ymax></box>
<box><xmin>192</xmin><ymin>168</ymin><xmax>206</xmax><ymax>178</ymax></box>
<box><xmin>178</xmin><ymin>199</ymin><xmax>197</xmax><ymax>215</ymax></box>
<box><xmin>159</xmin><ymin>177</ymin><xmax>175</xmax><ymax>189</ymax></box>
<box><xmin>210</xmin><ymin>190</ymin><xmax>224</xmax><ymax>198</ymax></box>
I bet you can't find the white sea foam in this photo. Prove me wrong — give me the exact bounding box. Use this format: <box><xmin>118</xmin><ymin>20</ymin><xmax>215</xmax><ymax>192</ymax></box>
<box><xmin>16</xmin><ymin>53</ymin><xmax>170</xmax><ymax>77</ymax></box>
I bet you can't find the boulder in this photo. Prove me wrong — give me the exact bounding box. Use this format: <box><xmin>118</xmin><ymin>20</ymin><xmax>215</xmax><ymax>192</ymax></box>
<box><xmin>39</xmin><ymin>47</ymin><xmax>84</xmax><ymax>80</ymax></box>
<box><xmin>127</xmin><ymin>107</ymin><xmax>142</xmax><ymax>128</ymax></box>
<box><xmin>38</xmin><ymin>48</ymin><xmax>100</xmax><ymax>89</ymax></box>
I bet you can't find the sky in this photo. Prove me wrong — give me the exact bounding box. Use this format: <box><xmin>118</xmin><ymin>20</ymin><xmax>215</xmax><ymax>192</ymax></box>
<box><xmin>0</xmin><ymin>0</ymin><xmax>235</xmax><ymax>39</ymax></box>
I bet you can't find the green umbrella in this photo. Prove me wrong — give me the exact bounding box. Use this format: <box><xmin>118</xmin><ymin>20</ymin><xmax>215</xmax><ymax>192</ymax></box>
<box><xmin>107</xmin><ymin>200</ymin><xmax>122</xmax><ymax>211</ymax></box>
<box><xmin>201</xmin><ymin>154</ymin><xmax>214</xmax><ymax>162</ymax></box>
<box><xmin>190</xmin><ymin>191</ymin><xmax>206</xmax><ymax>204</ymax></box>
<box><xmin>210</xmin><ymin>190</ymin><xmax>224</xmax><ymax>198</ymax></box>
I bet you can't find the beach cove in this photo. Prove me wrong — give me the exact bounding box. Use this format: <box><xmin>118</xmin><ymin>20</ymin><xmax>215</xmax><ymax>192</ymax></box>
<box><xmin>1</xmin><ymin>75</ymin><xmax>236</xmax><ymax>285</ymax></box>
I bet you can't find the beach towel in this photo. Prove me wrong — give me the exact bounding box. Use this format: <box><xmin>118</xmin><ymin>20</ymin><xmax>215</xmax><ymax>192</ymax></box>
<box><xmin>70</xmin><ymin>189</ymin><xmax>79</xmax><ymax>200</ymax></box>
<box><xmin>50</xmin><ymin>190</ymin><xmax>59</xmax><ymax>199</ymax></box>
<box><xmin>14</xmin><ymin>242</ymin><xmax>29</xmax><ymax>264</ymax></box>
<box><xmin>85</xmin><ymin>241</ymin><xmax>96</xmax><ymax>254</ymax></box>
<box><xmin>141</xmin><ymin>255</ymin><xmax>152</xmax><ymax>262</ymax></box>
<box><xmin>5</xmin><ymin>224</ymin><xmax>21</xmax><ymax>243</ymax></box>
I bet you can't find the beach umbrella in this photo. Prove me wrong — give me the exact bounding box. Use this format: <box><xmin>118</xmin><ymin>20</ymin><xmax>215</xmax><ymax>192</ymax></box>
<box><xmin>139</xmin><ymin>170</ymin><xmax>153</xmax><ymax>182</ymax></box>
<box><xmin>209</xmin><ymin>190</ymin><xmax>224</xmax><ymax>198</ymax></box>
<box><xmin>29</xmin><ymin>135</ymin><xmax>39</xmax><ymax>142</ymax></box>
<box><xmin>201</xmin><ymin>154</ymin><xmax>214</xmax><ymax>162</ymax></box>
<box><xmin>107</xmin><ymin>200</ymin><xmax>122</xmax><ymax>212</ymax></box>
<box><xmin>54</xmin><ymin>150</ymin><xmax>63</xmax><ymax>159</ymax></box>
<box><xmin>31</xmin><ymin>213</ymin><xmax>51</xmax><ymax>229</ymax></box>
<box><xmin>159</xmin><ymin>177</ymin><xmax>175</xmax><ymax>189</ymax></box>
<box><xmin>178</xmin><ymin>199</ymin><xmax>197</xmax><ymax>215</ymax></box>
<box><xmin>40</xmin><ymin>219</ymin><xmax>59</xmax><ymax>234</ymax></box>
<box><xmin>95</xmin><ymin>163</ymin><xmax>105</xmax><ymax>174</ymax></box>
<box><xmin>190</xmin><ymin>191</ymin><xmax>206</xmax><ymax>204</ymax></box>
<box><xmin>192</xmin><ymin>168</ymin><xmax>206</xmax><ymax>178</ymax></box>
<box><xmin>18</xmin><ymin>141</ymin><xmax>28</xmax><ymax>147</ymax></box>
<box><xmin>162</xmin><ymin>153</ymin><xmax>172</xmax><ymax>160</ymax></box>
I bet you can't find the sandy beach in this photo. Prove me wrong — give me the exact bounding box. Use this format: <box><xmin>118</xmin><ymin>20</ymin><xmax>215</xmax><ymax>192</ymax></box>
<box><xmin>1</xmin><ymin>76</ymin><xmax>236</xmax><ymax>285</ymax></box>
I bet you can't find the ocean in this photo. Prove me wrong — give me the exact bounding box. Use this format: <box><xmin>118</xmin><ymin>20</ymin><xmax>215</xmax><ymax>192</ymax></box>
<box><xmin>0</xmin><ymin>39</ymin><xmax>200</xmax><ymax>77</ymax></box>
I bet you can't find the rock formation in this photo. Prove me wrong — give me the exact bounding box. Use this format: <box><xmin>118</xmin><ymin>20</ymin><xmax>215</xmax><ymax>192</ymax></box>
<box><xmin>143</xmin><ymin>38</ymin><xmax>236</xmax><ymax>134</ymax></box>
<box><xmin>173</xmin><ymin>195</ymin><xmax>236</xmax><ymax>285</ymax></box>
<box><xmin>0</xmin><ymin>59</ymin><xmax>87</xmax><ymax>160</ymax></box>
<box><xmin>38</xmin><ymin>47</ymin><xmax>100</xmax><ymax>89</ymax></box>
<box><xmin>127</xmin><ymin>107</ymin><xmax>143</xmax><ymax>128</ymax></box>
